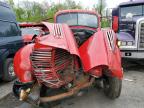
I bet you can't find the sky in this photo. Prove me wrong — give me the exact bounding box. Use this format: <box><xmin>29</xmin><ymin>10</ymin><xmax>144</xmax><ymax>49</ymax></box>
<box><xmin>12</xmin><ymin>0</ymin><xmax>130</xmax><ymax>8</ymax></box>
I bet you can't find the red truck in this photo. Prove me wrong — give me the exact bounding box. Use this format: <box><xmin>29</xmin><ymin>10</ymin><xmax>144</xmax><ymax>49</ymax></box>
<box><xmin>13</xmin><ymin>10</ymin><xmax>123</xmax><ymax>107</ymax></box>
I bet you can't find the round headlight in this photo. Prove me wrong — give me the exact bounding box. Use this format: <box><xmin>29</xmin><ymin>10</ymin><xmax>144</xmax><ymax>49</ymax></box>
<box><xmin>117</xmin><ymin>41</ymin><xmax>121</xmax><ymax>47</ymax></box>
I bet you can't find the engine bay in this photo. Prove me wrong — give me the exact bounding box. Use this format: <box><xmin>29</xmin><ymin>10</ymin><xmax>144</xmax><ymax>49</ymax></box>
<box><xmin>72</xmin><ymin>28</ymin><xmax>96</xmax><ymax>46</ymax></box>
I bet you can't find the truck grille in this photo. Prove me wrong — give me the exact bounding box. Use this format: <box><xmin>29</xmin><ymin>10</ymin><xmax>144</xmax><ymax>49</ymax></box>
<box><xmin>139</xmin><ymin>23</ymin><xmax>144</xmax><ymax>48</ymax></box>
<box><xmin>30</xmin><ymin>47</ymin><xmax>72</xmax><ymax>88</ymax></box>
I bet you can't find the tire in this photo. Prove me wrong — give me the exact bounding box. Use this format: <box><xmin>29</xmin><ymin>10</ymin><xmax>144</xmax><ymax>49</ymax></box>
<box><xmin>94</xmin><ymin>78</ymin><xmax>103</xmax><ymax>90</ymax></box>
<box><xmin>3</xmin><ymin>58</ymin><xmax>16</xmax><ymax>82</ymax></box>
<box><xmin>103</xmin><ymin>75</ymin><xmax>122</xmax><ymax>99</ymax></box>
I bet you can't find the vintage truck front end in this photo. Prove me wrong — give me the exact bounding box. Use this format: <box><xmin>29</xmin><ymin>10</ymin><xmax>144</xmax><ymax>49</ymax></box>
<box><xmin>13</xmin><ymin>10</ymin><xmax>123</xmax><ymax>107</ymax></box>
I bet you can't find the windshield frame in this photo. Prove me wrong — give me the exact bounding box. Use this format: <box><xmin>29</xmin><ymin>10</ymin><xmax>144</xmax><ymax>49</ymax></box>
<box><xmin>56</xmin><ymin>12</ymin><xmax>99</xmax><ymax>29</ymax></box>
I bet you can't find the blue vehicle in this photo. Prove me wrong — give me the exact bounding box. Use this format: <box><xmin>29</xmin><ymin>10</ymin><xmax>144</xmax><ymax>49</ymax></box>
<box><xmin>112</xmin><ymin>0</ymin><xmax>144</xmax><ymax>60</ymax></box>
<box><xmin>0</xmin><ymin>2</ymin><xmax>23</xmax><ymax>81</ymax></box>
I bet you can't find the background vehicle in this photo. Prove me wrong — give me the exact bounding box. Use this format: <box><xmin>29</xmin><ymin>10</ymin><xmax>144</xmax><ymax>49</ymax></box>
<box><xmin>20</xmin><ymin>23</ymin><xmax>44</xmax><ymax>43</ymax></box>
<box><xmin>13</xmin><ymin>10</ymin><xmax>123</xmax><ymax>107</ymax></box>
<box><xmin>0</xmin><ymin>2</ymin><xmax>23</xmax><ymax>81</ymax></box>
<box><xmin>112</xmin><ymin>1</ymin><xmax>144</xmax><ymax>60</ymax></box>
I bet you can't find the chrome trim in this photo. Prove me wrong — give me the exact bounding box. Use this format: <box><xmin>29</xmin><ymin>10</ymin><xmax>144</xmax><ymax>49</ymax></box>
<box><xmin>34</xmin><ymin>69</ymin><xmax>51</xmax><ymax>72</ymax></box>
<box><xmin>121</xmin><ymin>51</ymin><xmax>144</xmax><ymax>59</ymax></box>
<box><xmin>31</xmin><ymin>56</ymin><xmax>51</xmax><ymax>59</ymax></box>
<box><xmin>138</xmin><ymin>20</ymin><xmax>144</xmax><ymax>50</ymax></box>
<box><xmin>33</xmin><ymin>51</ymin><xmax>52</xmax><ymax>54</ymax></box>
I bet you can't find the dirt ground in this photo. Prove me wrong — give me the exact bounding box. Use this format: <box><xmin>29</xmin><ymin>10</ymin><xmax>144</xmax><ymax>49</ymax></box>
<box><xmin>0</xmin><ymin>64</ymin><xmax>144</xmax><ymax>108</ymax></box>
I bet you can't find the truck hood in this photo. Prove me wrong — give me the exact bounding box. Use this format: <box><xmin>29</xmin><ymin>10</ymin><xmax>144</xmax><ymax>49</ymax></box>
<box><xmin>34</xmin><ymin>22</ymin><xmax>80</xmax><ymax>57</ymax></box>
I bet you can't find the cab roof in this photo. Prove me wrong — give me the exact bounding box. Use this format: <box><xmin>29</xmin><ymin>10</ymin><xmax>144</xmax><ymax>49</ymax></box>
<box><xmin>0</xmin><ymin>1</ymin><xmax>16</xmax><ymax>22</ymax></box>
<box><xmin>119</xmin><ymin>0</ymin><xmax>144</xmax><ymax>7</ymax></box>
<box><xmin>0</xmin><ymin>1</ymin><xmax>10</xmax><ymax>8</ymax></box>
<box><xmin>55</xmin><ymin>9</ymin><xmax>100</xmax><ymax>17</ymax></box>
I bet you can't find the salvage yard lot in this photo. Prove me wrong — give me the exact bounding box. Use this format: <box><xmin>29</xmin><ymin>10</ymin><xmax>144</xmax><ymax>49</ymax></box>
<box><xmin>0</xmin><ymin>64</ymin><xmax>144</xmax><ymax>108</ymax></box>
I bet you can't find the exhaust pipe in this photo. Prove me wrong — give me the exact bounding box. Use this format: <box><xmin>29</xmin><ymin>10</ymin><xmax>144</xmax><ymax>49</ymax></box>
<box><xmin>40</xmin><ymin>78</ymin><xmax>95</xmax><ymax>103</ymax></box>
<box><xmin>18</xmin><ymin>78</ymin><xmax>95</xmax><ymax>104</ymax></box>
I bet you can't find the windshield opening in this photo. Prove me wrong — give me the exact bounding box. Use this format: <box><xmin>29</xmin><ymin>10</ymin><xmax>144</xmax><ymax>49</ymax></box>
<box><xmin>56</xmin><ymin>13</ymin><xmax>98</xmax><ymax>28</ymax></box>
<box><xmin>120</xmin><ymin>5</ymin><xmax>144</xmax><ymax>19</ymax></box>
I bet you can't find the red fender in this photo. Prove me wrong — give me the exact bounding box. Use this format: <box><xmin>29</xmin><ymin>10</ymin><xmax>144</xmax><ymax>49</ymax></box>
<box><xmin>14</xmin><ymin>44</ymin><xmax>34</xmax><ymax>83</ymax></box>
<box><xmin>79</xmin><ymin>29</ymin><xmax>123</xmax><ymax>79</ymax></box>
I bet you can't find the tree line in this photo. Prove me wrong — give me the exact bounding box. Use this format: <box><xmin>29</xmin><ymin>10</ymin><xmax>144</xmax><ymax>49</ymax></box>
<box><xmin>4</xmin><ymin>0</ymin><xmax>109</xmax><ymax>27</ymax></box>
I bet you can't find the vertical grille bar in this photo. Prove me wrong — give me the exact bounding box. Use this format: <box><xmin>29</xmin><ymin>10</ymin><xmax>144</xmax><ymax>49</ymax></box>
<box><xmin>139</xmin><ymin>22</ymin><xmax>144</xmax><ymax>48</ymax></box>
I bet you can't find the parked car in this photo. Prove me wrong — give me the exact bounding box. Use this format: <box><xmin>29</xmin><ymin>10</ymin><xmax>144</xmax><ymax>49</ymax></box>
<box><xmin>0</xmin><ymin>2</ymin><xmax>23</xmax><ymax>81</ymax></box>
<box><xmin>19</xmin><ymin>23</ymin><xmax>44</xmax><ymax>43</ymax></box>
<box><xmin>112</xmin><ymin>1</ymin><xmax>144</xmax><ymax>60</ymax></box>
<box><xmin>13</xmin><ymin>10</ymin><xmax>123</xmax><ymax>107</ymax></box>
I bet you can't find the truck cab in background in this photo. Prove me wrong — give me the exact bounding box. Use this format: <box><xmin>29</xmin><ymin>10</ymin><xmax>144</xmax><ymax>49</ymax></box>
<box><xmin>0</xmin><ymin>2</ymin><xmax>23</xmax><ymax>81</ymax></box>
<box><xmin>112</xmin><ymin>1</ymin><xmax>144</xmax><ymax>60</ymax></box>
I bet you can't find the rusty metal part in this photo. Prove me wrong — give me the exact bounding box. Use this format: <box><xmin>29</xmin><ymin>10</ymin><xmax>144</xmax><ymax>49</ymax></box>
<box><xmin>19</xmin><ymin>83</ymin><xmax>41</xmax><ymax>107</ymax></box>
<box><xmin>19</xmin><ymin>89</ymin><xmax>30</xmax><ymax>101</ymax></box>
<box><xmin>40</xmin><ymin>78</ymin><xmax>95</xmax><ymax>103</ymax></box>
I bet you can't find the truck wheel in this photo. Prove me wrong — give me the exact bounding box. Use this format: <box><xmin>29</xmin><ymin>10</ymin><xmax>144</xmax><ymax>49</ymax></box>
<box><xmin>3</xmin><ymin>58</ymin><xmax>16</xmax><ymax>82</ymax></box>
<box><xmin>103</xmin><ymin>76</ymin><xmax>122</xmax><ymax>99</ymax></box>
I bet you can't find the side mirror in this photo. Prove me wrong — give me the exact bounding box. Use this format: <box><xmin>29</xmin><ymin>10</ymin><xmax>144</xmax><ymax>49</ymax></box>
<box><xmin>112</xmin><ymin>16</ymin><xmax>118</xmax><ymax>33</ymax></box>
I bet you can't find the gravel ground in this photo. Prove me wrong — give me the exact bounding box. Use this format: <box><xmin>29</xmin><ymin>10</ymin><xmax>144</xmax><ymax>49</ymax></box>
<box><xmin>0</xmin><ymin>93</ymin><xmax>23</xmax><ymax>108</ymax></box>
<box><xmin>0</xmin><ymin>81</ymin><xmax>14</xmax><ymax>100</ymax></box>
<box><xmin>0</xmin><ymin>64</ymin><xmax>144</xmax><ymax>108</ymax></box>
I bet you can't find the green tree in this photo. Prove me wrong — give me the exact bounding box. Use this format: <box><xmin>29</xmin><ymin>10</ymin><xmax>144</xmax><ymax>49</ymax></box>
<box><xmin>64</xmin><ymin>0</ymin><xmax>82</xmax><ymax>9</ymax></box>
<box><xmin>93</xmin><ymin>0</ymin><xmax>106</xmax><ymax>16</ymax></box>
<box><xmin>14</xmin><ymin>7</ymin><xmax>25</xmax><ymax>22</ymax></box>
<box><xmin>46</xmin><ymin>0</ymin><xmax>82</xmax><ymax>22</ymax></box>
<box><xmin>93</xmin><ymin>0</ymin><xmax>110</xmax><ymax>28</ymax></box>
<box><xmin>7</xmin><ymin>0</ymin><xmax>14</xmax><ymax>9</ymax></box>
<box><xmin>5</xmin><ymin>0</ymin><xmax>82</xmax><ymax>22</ymax></box>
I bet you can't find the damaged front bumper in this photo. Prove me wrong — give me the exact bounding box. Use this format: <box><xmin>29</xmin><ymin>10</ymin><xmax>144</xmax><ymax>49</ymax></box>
<box><xmin>13</xmin><ymin>80</ymin><xmax>40</xmax><ymax>105</ymax></box>
<box><xmin>13</xmin><ymin>78</ymin><xmax>95</xmax><ymax>104</ymax></box>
